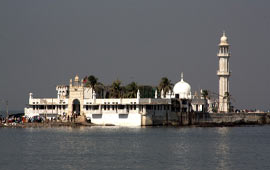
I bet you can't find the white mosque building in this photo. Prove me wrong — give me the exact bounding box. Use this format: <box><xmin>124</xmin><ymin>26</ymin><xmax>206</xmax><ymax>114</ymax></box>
<box><xmin>25</xmin><ymin>73</ymin><xmax>203</xmax><ymax>126</ymax></box>
<box><xmin>24</xmin><ymin>32</ymin><xmax>230</xmax><ymax>126</ymax></box>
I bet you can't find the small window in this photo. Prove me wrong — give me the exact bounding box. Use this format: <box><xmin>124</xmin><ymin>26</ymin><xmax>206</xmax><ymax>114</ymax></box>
<box><xmin>119</xmin><ymin>114</ymin><xmax>128</xmax><ymax>119</ymax></box>
<box><xmin>92</xmin><ymin>114</ymin><xmax>102</xmax><ymax>119</ymax></box>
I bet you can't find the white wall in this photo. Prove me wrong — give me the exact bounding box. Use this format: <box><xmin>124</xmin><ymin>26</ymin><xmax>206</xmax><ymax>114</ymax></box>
<box><xmin>86</xmin><ymin>112</ymin><xmax>141</xmax><ymax>126</ymax></box>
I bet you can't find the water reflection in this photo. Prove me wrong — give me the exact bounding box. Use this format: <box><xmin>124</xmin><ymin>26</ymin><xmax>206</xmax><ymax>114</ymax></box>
<box><xmin>216</xmin><ymin>127</ymin><xmax>230</xmax><ymax>170</ymax></box>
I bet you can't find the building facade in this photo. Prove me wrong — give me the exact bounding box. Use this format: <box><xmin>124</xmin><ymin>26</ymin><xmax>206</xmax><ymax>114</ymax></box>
<box><xmin>24</xmin><ymin>74</ymin><xmax>207</xmax><ymax>126</ymax></box>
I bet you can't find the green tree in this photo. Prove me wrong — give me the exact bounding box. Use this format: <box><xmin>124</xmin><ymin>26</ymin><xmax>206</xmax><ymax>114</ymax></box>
<box><xmin>95</xmin><ymin>82</ymin><xmax>105</xmax><ymax>98</ymax></box>
<box><xmin>124</xmin><ymin>82</ymin><xmax>138</xmax><ymax>98</ymax></box>
<box><xmin>87</xmin><ymin>75</ymin><xmax>98</xmax><ymax>88</ymax></box>
<box><xmin>224</xmin><ymin>92</ymin><xmax>230</xmax><ymax>99</ymax></box>
<box><xmin>110</xmin><ymin>80</ymin><xmax>122</xmax><ymax>98</ymax></box>
<box><xmin>139</xmin><ymin>85</ymin><xmax>155</xmax><ymax>98</ymax></box>
<box><xmin>158</xmin><ymin>77</ymin><xmax>173</xmax><ymax>96</ymax></box>
<box><xmin>201</xmin><ymin>90</ymin><xmax>209</xmax><ymax>99</ymax></box>
<box><xmin>224</xmin><ymin>92</ymin><xmax>231</xmax><ymax>111</ymax></box>
<box><xmin>84</xmin><ymin>75</ymin><xmax>105</xmax><ymax>97</ymax></box>
<box><xmin>201</xmin><ymin>90</ymin><xmax>209</xmax><ymax>112</ymax></box>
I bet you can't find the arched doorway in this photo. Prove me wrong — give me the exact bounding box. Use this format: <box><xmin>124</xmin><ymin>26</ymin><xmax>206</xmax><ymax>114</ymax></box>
<box><xmin>72</xmin><ymin>99</ymin><xmax>80</xmax><ymax>116</ymax></box>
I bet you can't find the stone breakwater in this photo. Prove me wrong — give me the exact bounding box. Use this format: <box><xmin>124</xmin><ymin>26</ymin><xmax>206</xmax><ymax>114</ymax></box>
<box><xmin>151</xmin><ymin>112</ymin><xmax>270</xmax><ymax>127</ymax></box>
<box><xmin>197</xmin><ymin>112</ymin><xmax>270</xmax><ymax>126</ymax></box>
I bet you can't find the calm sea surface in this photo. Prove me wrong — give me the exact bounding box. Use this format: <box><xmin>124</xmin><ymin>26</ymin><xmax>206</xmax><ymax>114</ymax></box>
<box><xmin>0</xmin><ymin>126</ymin><xmax>270</xmax><ymax>170</ymax></box>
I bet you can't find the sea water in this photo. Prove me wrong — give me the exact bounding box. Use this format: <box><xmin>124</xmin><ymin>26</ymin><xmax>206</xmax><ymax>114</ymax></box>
<box><xmin>0</xmin><ymin>126</ymin><xmax>270</xmax><ymax>170</ymax></box>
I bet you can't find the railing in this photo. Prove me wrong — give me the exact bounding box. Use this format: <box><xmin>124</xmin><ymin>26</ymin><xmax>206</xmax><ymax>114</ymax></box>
<box><xmin>217</xmin><ymin>53</ymin><xmax>230</xmax><ymax>57</ymax></box>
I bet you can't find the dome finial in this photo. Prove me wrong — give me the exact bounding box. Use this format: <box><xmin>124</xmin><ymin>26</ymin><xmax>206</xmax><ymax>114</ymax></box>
<box><xmin>181</xmin><ymin>72</ymin><xmax>184</xmax><ymax>81</ymax></box>
<box><xmin>223</xmin><ymin>30</ymin><xmax>226</xmax><ymax>36</ymax></box>
<box><xmin>74</xmin><ymin>75</ymin><xmax>79</xmax><ymax>82</ymax></box>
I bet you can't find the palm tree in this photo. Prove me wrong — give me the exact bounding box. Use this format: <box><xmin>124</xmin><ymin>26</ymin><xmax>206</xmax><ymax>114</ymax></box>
<box><xmin>95</xmin><ymin>82</ymin><xmax>105</xmax><ymax>98</ymax></box>
<box><xmin>224</xmin><ymin>92</ymin><xmax>231</xmax><ymax>111</ymax></box>
<box><xmin>83</xmin><ymin>75</ymin><xmax>105</xmax><ymax>97</ymax></box>
<box><xmin>158</xmin><ymin>77</ymin><xmax>173</xmax><ymax>96</ymax></box>
<box><xmin>201</xmin><ymin>90</ymin><xmax>209</xmax><ymax>112</ymax></box>
<box><xmin>139</xmin><ymin>85</ymin><xmax>155</xmax><ymax>98</ymax></box>
<box><xmin>223</xmin><ymin>92</ymin><xmax>231</xmax><ymax>103</ymax></box>
<box><xmin>110</xmin><ymin>80</ymin><xmax>122</xmax><ymax>98</ymax></box>
<box><xmin>224</xmin><ymin>92</ymin><xmax>230</xmax><ymax>98</ymax></box>
<box><xmin>125</xmin><ymin>82</ymin><xmax>138</xmax><ymax>98</ymax></box>
<box><xmin>87</xmin><ymin>75</ymin><xmax>98</xmax><ymax>88</ymax></box>
<box><xmin>201</xmin><ymin>90</ymin><xmax>209</xmax><ymax>100</ymax></box>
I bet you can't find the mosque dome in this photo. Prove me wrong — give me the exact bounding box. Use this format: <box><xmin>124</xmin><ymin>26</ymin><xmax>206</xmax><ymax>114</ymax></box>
<box><xmin>220</xmin><ymin>34</ymin><xmax>227</xmax><ymax>42</ymax></box>
<box><xmin>173</xmin><ymin>73</ymin><xmax>191</xmax><ymax>99</ymax></box>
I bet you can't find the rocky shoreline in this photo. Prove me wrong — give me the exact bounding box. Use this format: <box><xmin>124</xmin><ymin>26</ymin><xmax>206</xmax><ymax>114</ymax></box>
<box><xmin>0</xmin><ymin>120</ymin><xmax>269</xmax><ymax>128</ymax></box>
<box><xmin>0</xmin><ymin>122</ymin><xmax>94</xmax><ymax>128</ymax></box>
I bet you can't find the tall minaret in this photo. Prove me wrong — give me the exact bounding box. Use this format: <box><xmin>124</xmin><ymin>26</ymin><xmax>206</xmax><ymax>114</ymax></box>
<box><xmin>217</xmin><ymin>32</ymin><xmax>231</xmax><ymax>113</ymax></box>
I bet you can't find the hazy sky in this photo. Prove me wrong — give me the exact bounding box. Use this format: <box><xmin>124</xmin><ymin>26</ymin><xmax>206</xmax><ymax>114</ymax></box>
<box><xmin>0</xmin><ymin>0</ymin><xmax>270</xmax><ymax>111</ymax></box>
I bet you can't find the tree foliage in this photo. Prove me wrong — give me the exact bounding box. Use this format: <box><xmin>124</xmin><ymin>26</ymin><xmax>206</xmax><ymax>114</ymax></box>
<box><xmin>124</xmin><ymin>82</ymin><xmax>138</xmax><ymax>98</ymax></box>
<box><xmin>87</xmin><ymin>75</ymin><xmax>98</xmax><ymax>88</ymax></box>
<box><xmin>202</xmin><ymin>90</ymin><xmax>209</xmax><ymax>99</ymax></box>
<box><xmin>82</xmin><ymin>76</ymin><xmax>175</xmax><ymax>99</ymax></box>
<box><xmin>84</xmin><ymin>75</ymin><xmax>104</xmax><ymax>97</ymax></box>
<box><xmin>110</xmin><ymin>80</ymin><xmax>122</xmax><ymax>98</ymax></box>
<box><xmin>139</xmin><ymin>85</ymin><xmax>155</xmax><ymax>98</ymax></box>
<box><xmin>158</xmin><ymin>77</ymin><xmax>173</xmax><ymax>95</ymax></box>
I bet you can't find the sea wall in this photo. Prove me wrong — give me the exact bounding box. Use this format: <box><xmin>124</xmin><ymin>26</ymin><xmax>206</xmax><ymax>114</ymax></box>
<box><xmin>150</xmin><ymin>112</ymin><xmax>270</xmax><ymax>126</ymax></box>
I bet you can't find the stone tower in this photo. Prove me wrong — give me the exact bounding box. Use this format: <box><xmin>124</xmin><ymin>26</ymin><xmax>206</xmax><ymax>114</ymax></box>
<box><xmin>217</xmin><ymin>32</ymin><xmax>231</xmax><ymax>113</ymax></box>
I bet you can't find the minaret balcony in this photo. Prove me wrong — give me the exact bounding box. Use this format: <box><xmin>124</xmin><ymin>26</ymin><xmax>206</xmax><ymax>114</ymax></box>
<box><xmin>217</xmin><ymin>53</ymin><xmax>230</xmax><ymax>57</ymax></box>
<box><xmin>217</xmin><ymin>71</ymin><xmax>231</xmax><ymax>76</ymax></box>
